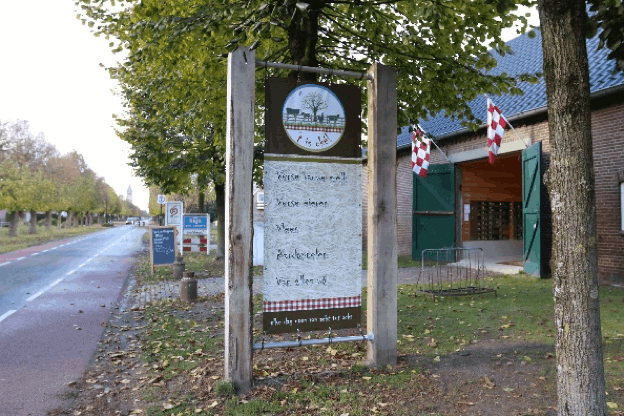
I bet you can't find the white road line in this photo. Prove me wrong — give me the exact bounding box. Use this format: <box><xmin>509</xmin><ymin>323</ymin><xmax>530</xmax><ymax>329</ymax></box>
<box><xmin>67</xmin><ymin>270</ymin><xmax>76</xmax><ymax>275</ymax></box>
<box><xmin>0</xmin><ymin>262</ymin><xmax>11</xmax><ymax>267</ymax></box>
<box><xmin>31</xmin><ymin>252</ymin><xmax>39</xmax><ymax>256</ymax></box>
<box><xmin>26</xmin><ymin>278</ymin><xmax>64</xmax><ymax>302</ymax></box>
<box><xmin>0</xmin><ymin>310</ymin><xmax>17</xmax><ymax>323</ymax></box>
<box><xmin>16</xmin><ymin>257</ymin><xmax>25</xmax><ymax>261</ymax></box>
<box><xmin>42</xmin><ymin>249</ymin><xmax>49</xmax><ymax>253</ymax></box>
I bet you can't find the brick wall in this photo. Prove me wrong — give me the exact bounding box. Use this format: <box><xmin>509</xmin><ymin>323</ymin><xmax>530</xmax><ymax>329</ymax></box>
<box><xmin>591</xmin><ymin>103</ymin><xmax>624</xmax><ymax>283</ymax></box>
<box><xmin>362</xmin><ymin>101</ymin><xmax>624</xmax><ymax>282</ymax></box>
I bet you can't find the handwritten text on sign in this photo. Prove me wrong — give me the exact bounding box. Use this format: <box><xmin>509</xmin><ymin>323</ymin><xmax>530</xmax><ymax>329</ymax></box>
<box><xmin>263</xmin><ymin>159</ymin><xmax>361</xmax><ymax>333</ymax></box>
<box><xmin>152</xmin><ymin>227</ymin><xmax>176</xmax><ymax>266</ymax></box>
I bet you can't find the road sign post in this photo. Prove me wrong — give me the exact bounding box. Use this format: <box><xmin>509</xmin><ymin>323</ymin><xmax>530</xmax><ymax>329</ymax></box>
<box><xmin>157</xmin><ymin>195</ymin><xmax>166</xmax><ymax>226</ymax></box>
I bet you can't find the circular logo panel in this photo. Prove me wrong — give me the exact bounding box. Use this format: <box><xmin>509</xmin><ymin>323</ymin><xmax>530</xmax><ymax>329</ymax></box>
<box><xmin>282</xmin><ymin>84</ymin><xmax>346</xmax><ymax>152</ymax></box>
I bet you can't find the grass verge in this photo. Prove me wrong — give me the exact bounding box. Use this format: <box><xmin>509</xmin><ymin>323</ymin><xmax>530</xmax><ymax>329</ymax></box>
<box><xmin>0</xmin><ymin>224</ymin><xmax>107</xmax><ymax>253</ymax></box>
<box><xmin>135</xmin><ymin>238</ymin><xmax>263</xmax><ymax>286</ymax></box>
<box><xmin>126</xmin><ymin>272</ymin><xmax>623</xmax><ymax>415</ymax></box>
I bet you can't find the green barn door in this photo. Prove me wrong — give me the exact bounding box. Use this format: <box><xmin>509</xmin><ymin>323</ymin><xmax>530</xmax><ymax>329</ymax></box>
<box><xmin>412</xmin><ymin>163</ymin><xmax>455</xmax><ymax>261</ymax></box>
<box><xmin>522</xmin><ymin>142</ymin><xmax>543</xmax><ymax>277</ymax></box>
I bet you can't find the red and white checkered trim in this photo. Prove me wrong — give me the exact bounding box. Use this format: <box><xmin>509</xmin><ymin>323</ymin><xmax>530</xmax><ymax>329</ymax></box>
<box><xmin>284</xmin><ymin>124</ymin><xmax>344</xmax><ymax>133</ymax></box>
<box><xmin>263</xmin><ymin>295</ymin><xmax>361</xmax><ymax>312</ymax></box>
<box><xmin>487</xmin><ymin>98</ymin><xmax>507</xmax><ymax>164</ymax></box>
<box><xmin>411</xmin><ymin>128</ymin><xmax>431</xmax><ymax>178</ymax></box>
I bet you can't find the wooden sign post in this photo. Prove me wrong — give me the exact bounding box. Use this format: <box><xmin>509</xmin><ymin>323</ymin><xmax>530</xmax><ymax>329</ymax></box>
<box><xmin>224</xmin><ymin>48</ymin><xmax>397</xmax><ymax>393</ymax></box>
<box><xmin>366</xmin><ymin>63</ymin><xmax>398</xmax><ymax>367</ymax></box>
<box><xmin>224</xmin><ymin>47</ymin><xmax>255</xmax><ymax>393</ymax></box>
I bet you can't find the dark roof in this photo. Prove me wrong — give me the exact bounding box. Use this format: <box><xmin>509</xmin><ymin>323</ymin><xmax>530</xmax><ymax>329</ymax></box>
<box><xmin>405</xmin><ymin>29</ymin><xmax>624</xmax><ymax>143</ymax></box>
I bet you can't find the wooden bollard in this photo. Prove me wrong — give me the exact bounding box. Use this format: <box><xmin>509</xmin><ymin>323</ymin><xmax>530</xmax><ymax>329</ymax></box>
<box><xmin>181</xmin><ymin>271</ymin><xmax>197</xmax><ymax>303</ymax></box>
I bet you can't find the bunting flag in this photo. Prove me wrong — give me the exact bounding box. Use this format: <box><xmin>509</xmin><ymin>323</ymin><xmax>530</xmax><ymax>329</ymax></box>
<box><xmin>411</xmin><ymin>126</ymin><xmax>431</xmax><ymax>178</ymax></box>
<box><xmin>487</xmin><ymin>98</ymin><xmax>507</xmax><ymax>164</ymax></box>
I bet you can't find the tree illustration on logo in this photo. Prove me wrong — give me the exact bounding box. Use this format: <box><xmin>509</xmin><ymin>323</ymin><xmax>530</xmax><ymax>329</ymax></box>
<box><xmin>301</xmin><ymin>91</ymin><xmax>329</xmax><ymax>124</ymax></box>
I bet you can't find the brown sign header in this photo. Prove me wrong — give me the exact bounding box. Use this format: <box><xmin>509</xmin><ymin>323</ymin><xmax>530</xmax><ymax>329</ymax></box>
<box><xmin>265</xmin><ymin>78</ymin><xmax>361</xmax><ymax>158</ymax></box>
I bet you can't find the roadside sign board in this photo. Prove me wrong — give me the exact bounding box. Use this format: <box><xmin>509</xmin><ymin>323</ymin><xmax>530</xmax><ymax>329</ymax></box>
<box><xmin>165</xmin><ymin>201</ymin><xmax>183</xmax><ymax>226</ymax></box>
<box><xmin>165</xmin><ymin>201</ymin><xmax>183</xmax><ymax>255</ymax></box>
<box><xmin>262</xmin><ymin>78</ymin><xmax>362</xmax><ymax>334</ymax></box>
<box><xmin>149</xmin><ymin>226</ymin><xmax>178</xmax><ymax>276</ymax></box>
<box><xmin>183</xmin><ymin>213</ymin><xmax>210</xmax><ymax>235</ymax></box>
<box><xmin>157</xmin><ymin>194</ymin><xmax>166</xmax><ymax>205</ymax></box>
<box><xmin>182</xmin><ymin>213</ymin><xmax>211</xmax><ymax>255</ymax></box>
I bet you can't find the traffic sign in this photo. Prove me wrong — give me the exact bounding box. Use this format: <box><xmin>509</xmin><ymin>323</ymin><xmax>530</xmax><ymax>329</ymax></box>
<box><xmin>157</xmin><ymin>194</ymin><xmax>166</xmax><ymax>204</ymax></box>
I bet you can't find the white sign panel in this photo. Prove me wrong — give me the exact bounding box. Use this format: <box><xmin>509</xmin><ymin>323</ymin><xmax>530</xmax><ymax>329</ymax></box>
<box><xmin>183</xmin><ymin>214</ymin><xmax>210</xmax><ymax>235</ymax></box>
<box><xmin>157</xmin><ymin>194</ymin><xmax>166</xmax><ymax>205</ymax></box>
<box><xmin>165</xmin><ymin>201</ymin><xmax>183</xmax><ymax>255</ymax></box>
<box><xmin>263</xmin><ymin>159</ymin><xmax>361</xmax><ymax>333</ymax></box>
<box><xmin>165</xmin><ymin>201</ymin><xmax>183</xmax><ymax>226</ymax></box>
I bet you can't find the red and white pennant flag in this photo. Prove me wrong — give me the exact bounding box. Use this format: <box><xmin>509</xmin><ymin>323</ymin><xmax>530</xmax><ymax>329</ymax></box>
<box><xmin>411</xmin><ymin>126</ymin><xmax>431</xmax><ymax>178</ymax></box>
<box><xmin>486</xmin><ymin>98</ymin><xmax>508</xmax><ymax>164</ymax></box>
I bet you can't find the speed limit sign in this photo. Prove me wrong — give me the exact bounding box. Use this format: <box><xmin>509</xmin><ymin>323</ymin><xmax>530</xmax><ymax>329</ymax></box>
<box><xmin>157</xmin><ymin>194</ymin><xmax>166</xmax><ymax>204</ymax></box>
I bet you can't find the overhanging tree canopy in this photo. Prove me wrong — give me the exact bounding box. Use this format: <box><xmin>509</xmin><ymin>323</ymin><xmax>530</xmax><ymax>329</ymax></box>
<box><xmin>77</xmin><ymin>0</ymin><xmax>540</xmax><ymax>155</ymax></box>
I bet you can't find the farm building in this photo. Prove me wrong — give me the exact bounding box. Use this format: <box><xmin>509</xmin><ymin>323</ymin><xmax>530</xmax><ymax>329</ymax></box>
<box><xmin>363</xmin><ymin>29</ymin><xmax>624</xmax><ymax>282</ymax></box>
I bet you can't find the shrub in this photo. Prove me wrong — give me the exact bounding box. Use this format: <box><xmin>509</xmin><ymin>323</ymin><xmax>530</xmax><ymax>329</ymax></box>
<box><xmin>215</xmin><ymin>380</ymin><xmax>235</xmax><ymax>397</ymax></box>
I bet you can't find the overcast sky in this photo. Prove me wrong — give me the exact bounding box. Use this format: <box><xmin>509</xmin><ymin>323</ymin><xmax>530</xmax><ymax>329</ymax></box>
<box><xmin>0</xmin><ymin>1</ymin><xmax>149</xmax><ymax>210</ymax></box>
<box><xmin>0</xmin><ymin>2</ymin><xmax>538</xmax><ymax>213</ymax></box>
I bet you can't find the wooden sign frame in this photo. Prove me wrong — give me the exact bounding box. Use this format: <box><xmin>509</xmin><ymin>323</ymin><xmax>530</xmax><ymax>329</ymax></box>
<box><xmin>149</xmin><ymin>225</ymin><xmax>179</xmax><ymax>276</ymax></box>
<box><xmin>225</xmin><ymin>48</ymin><xmax>397</xmax><ymax>392</ymax></box>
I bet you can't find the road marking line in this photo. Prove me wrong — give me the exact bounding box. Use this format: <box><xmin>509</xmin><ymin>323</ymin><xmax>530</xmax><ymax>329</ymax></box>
<box><xmin>0</xmin><ymin>310</ymin><xmax>17</xmax><ymax>323</ymax></box>
<box><xmin>67</xmin><ymin>269</ymin><xmax>77</xmax><ymax>275</ymax></box>
<box><xmin>16</xmin><ymin>257</ymin><xmax>26</xmax><ymax>261</ymax></box>
<box><xmin>42</xmin><ymin>249</ymin><xmax>49</xmax><ymax>253</ymax></box>
<box><xmin>26</xmin><ymin>278</ymin><xmax>64</xmax><ymax>302</ymax></box>
<box><xmin>31</xmin><ymin>252</ymin><xmax>40</xmax><ymax>256</ymax></box>
<box><xmin>0</xmin><ymin>262</ymin><xmax>11</xmax><ymax>267</ymax></box>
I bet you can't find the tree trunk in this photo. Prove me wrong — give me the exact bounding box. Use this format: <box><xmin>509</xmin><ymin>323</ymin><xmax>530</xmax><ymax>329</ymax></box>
<box><xmin>66</xmin><ymin>210</ymin><xmax>73</xmax><ymax>228</ymax></box>
<box><xmin>44</xmin><ymin>211</ymin><xmax>52</xmax><ymax>230</ymax></box>
<box><xmin>288</xmin><ymin>6</ymin><xmax>320</xmax><ymax>81</ymax></box>
<box><xmin>29</xmin><ymin>210</ymin><xmax>37</xmax><ymax>234</ymax></box>
<box><xmin>8</xmin><ymin>211</ymin><xmax>20</xmax><ymax>237</ymax></box>
<box><xmin>215</xmin><ymin>182</ymin><xmax>225</xmax><ymax>259</ymax></box>
<box><xmin>537</xmin><ymin>0</ymin><xmax>607</xmax><ymax>414</ymax></box>
<box><xmin>198</xmin><ymin>191</ymin><xmax>205</xmax><ymax>213</ymax></box>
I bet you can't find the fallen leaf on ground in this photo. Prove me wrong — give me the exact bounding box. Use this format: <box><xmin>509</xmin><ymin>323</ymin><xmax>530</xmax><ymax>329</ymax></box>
<box><xmin>483</xmin><ymin>376</ymin><xmax>496</xmax><ymax>389</ymax></box>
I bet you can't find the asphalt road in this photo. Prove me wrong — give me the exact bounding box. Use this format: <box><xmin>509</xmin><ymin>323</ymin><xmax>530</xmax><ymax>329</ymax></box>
<box><xmin>0</xmin><ymin>226</ymin><xmax>145</xmax><ymax>416</ymax></box>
